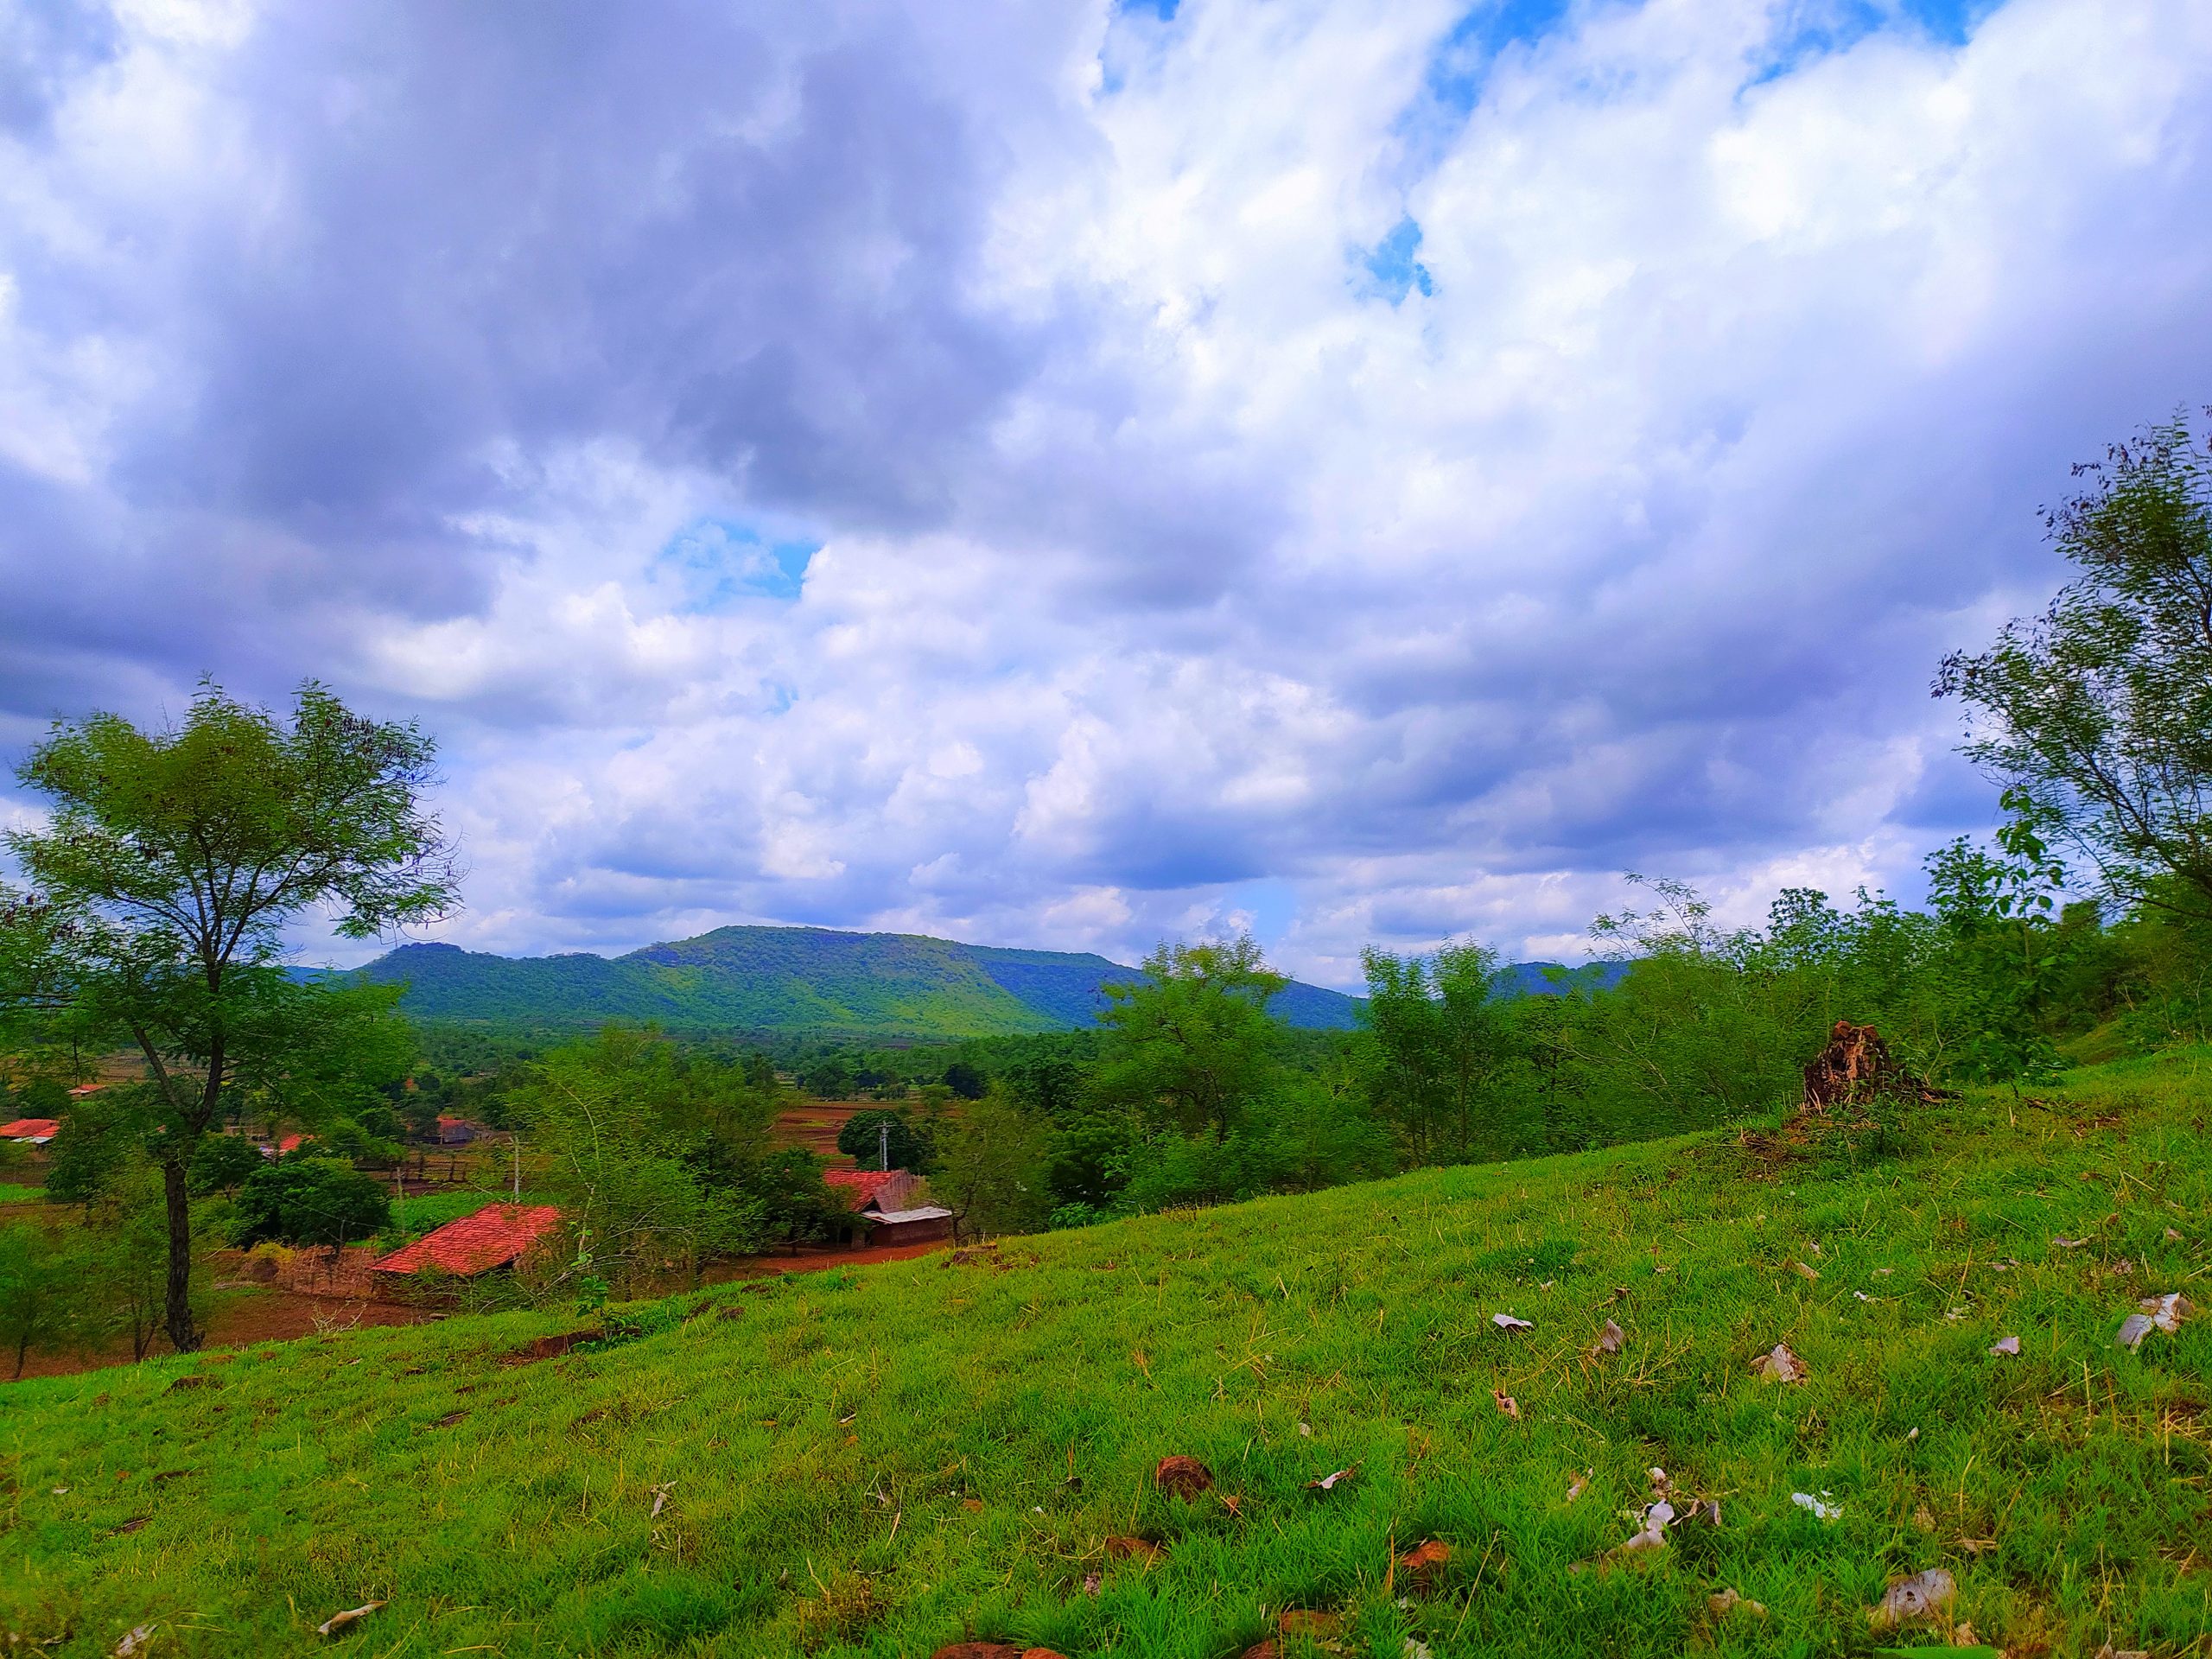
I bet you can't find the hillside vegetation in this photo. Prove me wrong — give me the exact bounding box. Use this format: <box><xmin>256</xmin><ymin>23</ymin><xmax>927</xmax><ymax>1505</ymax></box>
<box><xmin>350</xmin><ymin>926</ymin><xmax>1367</xmax><ymax>1038</ymax></box>
<box><xmin>3</xmin><ymin>1053</ymin><xmax>2206</xmax><ymax>1657</ymax></box>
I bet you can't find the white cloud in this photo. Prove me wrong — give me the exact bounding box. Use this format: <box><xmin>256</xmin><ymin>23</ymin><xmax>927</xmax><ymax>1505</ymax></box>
<box><xmin>6</xmin><ymin>0</ymin><xmax>2212</xmax><ymax>986</ymax></box>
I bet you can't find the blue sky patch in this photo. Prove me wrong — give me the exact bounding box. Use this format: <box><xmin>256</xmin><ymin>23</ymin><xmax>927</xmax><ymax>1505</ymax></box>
<box><xmin>1223</xmin><ymin>878</ymin><xmax>1299</xmax><ymax>945</ymax></box>
<box><xmin>1424</xmin><ymin>0</ymin><xmax>1577</xmax><ymax>119</ymax></box>
<box><xmin>1356</xmin><ymin>214</ymin><xmax>1435</xmax><ymax>305</ymax></box>
<box><xmin>654</xmin><ymin>518</ymin><xmax>818</xmax><ymax>610</ymax></box>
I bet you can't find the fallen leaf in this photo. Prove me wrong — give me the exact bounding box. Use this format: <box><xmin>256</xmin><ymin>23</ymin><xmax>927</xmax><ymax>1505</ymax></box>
<box><xmin>1603</xmin><ymin>1285</ymin><xmax>1630</xmax><ymax>1303</ymax></box>
<box><xmin>1751</xmin><ymin>1343</ymin><xmax>1808</xmax><ymax>1382</ymax></box>
<box><xmin>114</xmin><ymin>1516</ymin><xmax>149</xmax><ymax>1535</ymax></box>
<box><xmin>1398</xmin><ymin>1539</ymin><xmax>1451</xmax><ymax>1588</ymax></box>
<box><xmin>2166</xmin><ymin>1227</ymin><xmax>2184</xmax><ymax>1243</ymax></box>
<box><xmin>1593</xmin><ymin>1319</ymin><xmax>1625</xmax><ymax>1356</ymax></box>
<box><xmin>1104</xmin><ymin>1535</ymin><xmax>1163</xmax><ymax>1562</ymax></box>
<box><xmin>1296</xmin><ymin>1421</ymin><xmax>1312</xmax><ymax>1437</ymax></box>
<box><xmin>2116</xmin><ymin>1313</ymin><xmax>2156</xmax><ymax>1351</ymax></box>
<box><xmin>1154</xmin><ymin>1455</ymin><xmax>1212</xmax><ymax>1498</ymax></box>
<box><xmin>114</xmin><ymin>1626</ymin><xmax>156</xmax><ymax>1657</ymax></box>
<box><xmin>1988</xmin><ymin>1335</ymin><xmax>2020</xmax><ymax>1357</ymax></box>
<box><xmin>1278</xmin><ymin>1610</ymin><xmax>1341</xmax><ymax>1639</ymax></box>
<box><xmin>2054</xmin><ymin>1236</ymin><xmax>2088</xmax><ymax>1249</ymax></box>
<box><xmin>1082</xmin><ymin>1572</ymin><xmax>1102</xmax><ymax>1598</ymax></box>
<box><xmin>315</xmin><ymin>1601</ymin><xmax>385</xmax><ymax>1637</ymax></box>
<box><xmin>1565</xmin><ymin>1470</ymin><xmax>1589</xmax><ymax>1503</ymax></box>
<box><xmin>2094</xmin><ymin>1645</ymin><xmax>2152</xmax><ymax>1659</ymax></box>
<box><xmin>1221</xmin><ymin>1494</ymin><xmax>1244</xmax><ymax>1518</ymax></box>
<box><xmin>1790</xmin><ymin>1491</ymin><xmax>1841</xmax><ymax>1522</ymax></box>
<box><xmin>1792</xmin><ymin>1260</ymin><xmax>1821</xmax><ymax>1281</ymax></box>
<box><xmin>1867</xmin><ymin>1568</ymin><xmax>1955</xmax><ymax>1630</ymax></box>
<box><xmin>1306</xmin><ymin>1463</ymin><xmax>1360</xmax><ymax>1491</ymax></box>
<box><xmin>1491</xmin><ymin>1390</ymin><xmax>1520</xmax><ymax>1421</ymax></box>
<box><xmin>649</xmin><ymin>1481</ymin><xmax>675</xmax><ymax>1518</ymax></box>
<box><xmin>1404</xmin><ymin>1642</ymin><xmax>1433</xmax><ymax>1659</ymax></box>
<box><xmin>1491</xmin><ymin>1313</ymin><xmax>1534</xmax><ymax>1333</ymax></box>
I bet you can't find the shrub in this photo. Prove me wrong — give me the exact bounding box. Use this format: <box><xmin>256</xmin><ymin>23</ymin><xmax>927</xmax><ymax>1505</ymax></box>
<box><xmin>232</xmin><ymin>1158</ymin><xmax>391</xmax><ymax>1248</ymax></box>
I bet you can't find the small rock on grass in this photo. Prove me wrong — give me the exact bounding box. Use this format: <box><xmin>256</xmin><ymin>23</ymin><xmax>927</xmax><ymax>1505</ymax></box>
<box><xmin>1751</xmin><ymin>1343</ymin><xmax>1809</xmax><ymax>1382</ymax></box>
<box><xmin>1866</xmin><ymin>1568</ymin><xmax>1955</xmax><ymax>1630</ymax></box>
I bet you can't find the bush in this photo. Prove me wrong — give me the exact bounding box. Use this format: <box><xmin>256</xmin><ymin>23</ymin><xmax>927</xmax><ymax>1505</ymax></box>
<box><xmin>232</xmin><ymin>1158</ymin><xmax>391</xmax><ymax>1248</ymax></box>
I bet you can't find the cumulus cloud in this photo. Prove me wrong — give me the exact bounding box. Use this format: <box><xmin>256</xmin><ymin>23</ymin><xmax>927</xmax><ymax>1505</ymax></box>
<box><xmin>3</xmin><ymin>0</ymin><xmax>2210</xmax><ymax>985</ymax></box>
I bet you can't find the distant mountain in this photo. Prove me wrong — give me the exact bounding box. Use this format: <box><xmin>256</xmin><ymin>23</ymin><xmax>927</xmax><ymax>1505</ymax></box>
<box><xmin>345</xmin><ymin>926</ymin><xmax>1630</xmax><ymax>1040</ymax></box>
<box><xmin>351</xmin><ymin>925</ymin><xmax>1363</xmax><ymax>1039</ymax></box>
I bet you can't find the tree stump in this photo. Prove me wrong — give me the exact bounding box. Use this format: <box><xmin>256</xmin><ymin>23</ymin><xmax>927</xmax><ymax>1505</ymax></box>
<box><xmin>1799</xmin><ymin>1020</ymin><xmax>1946</xmax><ymax>1114</ymax></box>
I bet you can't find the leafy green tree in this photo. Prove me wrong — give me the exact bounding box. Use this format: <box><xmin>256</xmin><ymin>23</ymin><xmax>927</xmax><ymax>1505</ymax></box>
<box><xmin>0</xmin><ymin>681</ymin><xmax>454</xmax><ymax>1350</ymax></box>
<box><xmin>800</xmin><ymin>1053</ymin><xmax>855</xmax><ymax>1099</ymax></box>
<box><xmin>0</xmin><ymin>1224</ymin><xmax>86</xmax><ymax>1378</ymax></box>
<box><xmin>1358</xmin><ymin>939</ymin><xmax>1510</xmax><ymax>1162</ymax></box>
<box><xmin>931</xmin><ymin>1089</ymin><xmax>1051</xmax><ymax>1236</ymax></box>
<box><xmin>43</xmin><ymin>1086</ymin><xmax>144</xmax><ymax>1212</ymax></box>
<box><xmin>1090</xmin><ymin>936</ymin><xmax>1286</xmax><ymax>1135</ymax></box>
<box><xmin>942</xmin><ymin>1061</ymin><xmax>987</xmax><ymax>1101</ymax></box>
<box><xmin>509</xmin><ymin>1030</ymin><xmax>773</xmax><ymax>1292</ymax></box>
<box><xmin>1923</xmin><ymin>811</ymin><xmax>2070</xmax><ymax>1090</ymax></box>
<box><xmin>86</xmin><ymin>1164</ymin><xmax>181</xmax><ymax>1361</ymax></box>
<box><xmin>1937</xmin><ymin>410</ymin><xmax>2212</xmax><ymax>921</ymax></box>
<box><xmin>836</xmin><ymin>1108</ymin><xmax>932</xmax><ymax>1172</ymax></box>
<box><xmin>188</xmin><ymin>1131</ymin><xmax>268</xmax><ymax>1198</ymax></box>
<box><xmin>232</xmin><ymin>1158</ymin><xmax>392</xmax><ymax>1248</ymax></box>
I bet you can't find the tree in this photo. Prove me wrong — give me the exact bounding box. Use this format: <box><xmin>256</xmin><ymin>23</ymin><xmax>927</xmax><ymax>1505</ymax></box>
<box><xmin>932</xmin><ymin>1090</ymin><xmax>1051</xmax><ymax>1236</ymax></box>
<box><xmin>800</xmin><ymin>1053</ymin><xmax>855</xmax><ymax>1099</ymax></box>
<box><xmin>836</xmin><ymin>1107</ymin><xmax>932</xmax><ymax>1172</ymax></box>
<box><xmin>1923</xmin><ymin>817</ymin><xmax>2069</xmax><ymax>1090</ymax></box>
<box><xmin>43</xmin><ymin>1086</ymin><xmax>143</xmax><ymax>1212</ymax></box>
<box><xmin>1937</xmin><ymin>410</ymin><xmax>2212</xmax><ymax>921</ymax></box>
<box><xmin>508</xmin><ymin>1029</ymin><xmax>774</xmax><ymax>1293</ymax></box>
<box><xmin>942</xmin><ymin>1061</ymin><xmax>987</xmax><ymax>1101</ymax></box>
<box><xmin>1090</xmin><ymin>937</ymin><xmax>1287</xmax><ymax>1135</ymax></box>
<box><xmin>232</xmin><ymin>1158</ymin><xmax>392</xmax><ymax>1249</ymax></box>
<box><xmin>188</xmin><ymin>1130</ymin><xmax>268</xmax><ymax>1197</ymax></box>
<box><xmin>0</xmin><ymin>681</ymin><xmax>456</xmax><ymax>1350</ymax></box>
<box><xmin>1358</xmin><ymin>940</ymin><xmax>1510</xmax><ymax>1162</ymax></box>
<box><xmin>0</xmin><ymin>1224</ymin><xmax>85</xmax><ymax>1378</ymax></box>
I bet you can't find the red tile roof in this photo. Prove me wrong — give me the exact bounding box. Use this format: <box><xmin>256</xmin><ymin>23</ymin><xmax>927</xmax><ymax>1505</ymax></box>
<box><xmin>823</xmin><ymin>1168</ymin><xmax>921</xmax><ymax>1213</ymax></box>
<box><xmin>0</xmin><ymin>1118</ymin><xmax>60</xmax><ymax>1141</ymax></box>
<box><xmin>372</xmin><ymin>1204</ymin><xmax>562</xmax><ymax>1277</ymax></box>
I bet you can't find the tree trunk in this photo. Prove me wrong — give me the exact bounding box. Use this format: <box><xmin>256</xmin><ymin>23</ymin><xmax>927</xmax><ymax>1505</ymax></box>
<box><xmin>162</xmin><ymin>1155</ymin><xmax>200</xmax><ymax>1352</ymax></box>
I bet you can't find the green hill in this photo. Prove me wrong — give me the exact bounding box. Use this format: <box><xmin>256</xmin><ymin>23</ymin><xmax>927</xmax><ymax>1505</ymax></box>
<box><xmin>347</xmin><ymin>925</ymin><xmax>1364</xmax><ymax>1037</ymax></box>
<box><xmin>4</xmin><ymin>1054</ymin><xmax>2206</xmax><ymax>1656</ymax></box>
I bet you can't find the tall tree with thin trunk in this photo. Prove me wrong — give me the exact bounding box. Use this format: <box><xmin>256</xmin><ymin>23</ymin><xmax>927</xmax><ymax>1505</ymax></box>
<box><xmin>0</xmin><ymin>681</ymin><xmax>456</xmax><ymax>1351</ymax></box>
<box><xmin>1936</xmin><ymin>409</ymin><xmax>2212</xmax><ymax>920</ymax></box>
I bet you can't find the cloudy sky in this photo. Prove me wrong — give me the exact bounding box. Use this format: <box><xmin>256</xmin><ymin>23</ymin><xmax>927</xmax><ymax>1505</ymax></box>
<box><xmin>3</xmin><ymin>0</ymin><xmax>2209</xmax><ymax>986</ymax></box>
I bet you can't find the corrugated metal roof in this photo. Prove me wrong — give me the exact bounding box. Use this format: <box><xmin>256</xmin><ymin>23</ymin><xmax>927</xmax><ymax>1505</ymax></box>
<box><xmin>0</xmin><ymin>1118</ymin><xmax>60</xmax><ymax>1141</ymax></box>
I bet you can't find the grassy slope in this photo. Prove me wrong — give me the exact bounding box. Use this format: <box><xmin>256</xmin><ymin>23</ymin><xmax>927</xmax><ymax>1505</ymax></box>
<box><xmin>3</xmin><ymin>1058</ymin><xmax>2209</xmax><ymax>1657</ymax></box>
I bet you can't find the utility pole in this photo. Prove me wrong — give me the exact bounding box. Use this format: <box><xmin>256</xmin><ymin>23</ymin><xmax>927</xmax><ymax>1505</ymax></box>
<box><xmin>512</xmin><ymin>1135</ymin><xmax>521</xmax><ymax>1202</ymax></box>
<box><xmin>880</xmin><ymin>1121</ymin><xmax>890</xmax><ymax>1173</ymax></box>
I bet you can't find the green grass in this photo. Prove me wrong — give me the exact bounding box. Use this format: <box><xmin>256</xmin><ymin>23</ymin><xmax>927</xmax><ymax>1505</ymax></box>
<box><xmin>3</xmin><ymin>1058</ymin><xmax>2209</xmax><ymax>1657</ymax></box>
<box><xmin>0</xmin><ymin>1185</ymin><xmax>48</xmax><ymax>1206</ymax></box>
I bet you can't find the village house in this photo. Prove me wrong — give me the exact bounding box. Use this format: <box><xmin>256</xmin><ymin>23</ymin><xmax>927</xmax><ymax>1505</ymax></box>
<box><xmin>435</xmin><ymin>1115</ymin><xmax>481</xmax><ymax>1146</ymax></box>
<box><xmin>371</xmin><ymin>1203</ymin><xmax>562</xmax><ymax>1281</ymax></box>
<box><xmin>0</xmin><ymin>1117</ymin><xmax>60</xmax><ymax>1146</ymax></box>
<box><xmin>823</xmin><ymin>1167</ymin><xmax>955</xmax><ymax>1247</ymax></box>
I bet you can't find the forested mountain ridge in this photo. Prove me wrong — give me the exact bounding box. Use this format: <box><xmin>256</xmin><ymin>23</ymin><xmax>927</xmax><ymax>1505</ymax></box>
<box><xmin>347</xmin><ymin>925</ymin><xmax>1374</xmax><ymax>1037</ymax></box>
<box><xmin>346</xmin><ymin>925</ymin><xmax>1624</xmax><ymax>1038</ymax></box>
